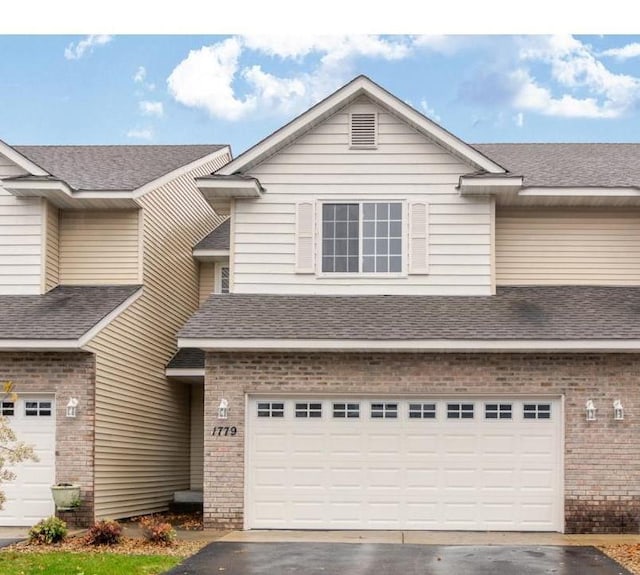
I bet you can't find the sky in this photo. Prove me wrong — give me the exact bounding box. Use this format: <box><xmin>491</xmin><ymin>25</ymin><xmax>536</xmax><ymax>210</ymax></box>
<box><xmin>3</xmin><ymin>30</ymin><xmax>640</xmax><ymax>155</ymax></box>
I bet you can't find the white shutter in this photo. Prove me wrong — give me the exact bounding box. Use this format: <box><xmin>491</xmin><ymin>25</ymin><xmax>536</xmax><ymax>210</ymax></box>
<box><xmin>409</xmin><ymin>201</ymin><xmax>429</xmax><ymax>274</ymax></box>
<box><xmin>295</xmin><ymin>202</ymin><xmax>315</xmax><ymax>274</ymax></box>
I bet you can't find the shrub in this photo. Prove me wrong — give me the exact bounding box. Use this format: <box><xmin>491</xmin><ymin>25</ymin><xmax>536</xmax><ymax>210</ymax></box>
<box><xmin>28</xmin><ymin>516</ymin><xmax>68</xmax><ymax>544</ymax></box>
<box><xmin>139</xmin><ymin>516</ymin><xmax>176</xmax><ymax>545</ymax></box>
<box><xmin>85</xmin><ymin>519</ymin><xmax>123</xmax><ymax>546</ymax></box>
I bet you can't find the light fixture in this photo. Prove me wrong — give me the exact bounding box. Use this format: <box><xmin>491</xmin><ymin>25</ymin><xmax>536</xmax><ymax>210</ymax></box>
<box><xmin>217</xmin><ymin>398</ymin><xmax>229</xmax><ymax>420</ymax></box>
<box><xmin>613</xmin><ymin>399</ymin><xmax>624</xmax><ymax>421</ymax></box>
<box><xmin>66</xmin><ymin>398</ymin><xmax>79</xmax><ymax>418</ymax></box>
<box><xmin>585</xmin><ymin>399</ymin><xmax>597</xmax><ymax>421</ymax></box>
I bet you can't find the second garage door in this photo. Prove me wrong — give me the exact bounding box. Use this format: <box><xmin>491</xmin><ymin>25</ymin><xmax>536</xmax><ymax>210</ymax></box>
<box><xmin>246</xmin><ymin>396</ymin><xmax>563</xmax><ymax>531</ymax></box>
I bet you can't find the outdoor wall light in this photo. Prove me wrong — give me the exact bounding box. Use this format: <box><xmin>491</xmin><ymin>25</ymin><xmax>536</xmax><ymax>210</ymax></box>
<box><xmin>613</xmin><ymin>399</ymin><xmax>624</xmax><ymax>421</ymax></box>
<box><xmin>585</xmin><ymin>399</ymin><xmax>597</xmax><ymax>422</ymax></box>
<box><xmin>218</xmin><ymin>398</ymin><xmax>229</xmax><ymax>420</ymax></box>
<box><xmin>66</xmin><ymin>397</ymin><xmax>79</xmax><ymax>418</ymax></box>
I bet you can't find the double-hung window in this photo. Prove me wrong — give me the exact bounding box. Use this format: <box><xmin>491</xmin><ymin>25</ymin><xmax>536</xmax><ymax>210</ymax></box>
<box><xmin>321</xmin><ymin>202</ymin><xmax>403</xmax><ymax>273</ymax></box>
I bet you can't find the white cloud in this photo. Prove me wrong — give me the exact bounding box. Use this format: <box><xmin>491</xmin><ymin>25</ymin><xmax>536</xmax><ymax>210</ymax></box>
<box><xmin>139</xmin><ymin>100</ymin><xmax>164</xmax><ymax>117</ymax></box>
<box><xmin>64</xmin><ymin>35</ymin><xmax>112</xmax><ymax>60</ymax></box>
<box><xmin>601</xmin><ymin>43</ymin><xmax>640</xmax><ymax>60</ymax></box>
<box><xmin>419</xmin><ymin>99</ymin><xmax>440</xmax><ymax>122</ymax></box>
<box><xmin>514</xmin><ymin>112</ymin><xmax>524</xmax><ymax>127</ymax></box>
<box><xmin>134</xmin><ymin>66</ymin><xmax>146</xmax><ymax>83</ymax></box>
<box><xmin>167</xmin><ymin>35</ymin><xmax>412</xmax><ymax>121</ymax></box>
<box><xmin>126</xmin><ymin>128</ymin><xmax>154</xmax><ymax>140</ymax></box>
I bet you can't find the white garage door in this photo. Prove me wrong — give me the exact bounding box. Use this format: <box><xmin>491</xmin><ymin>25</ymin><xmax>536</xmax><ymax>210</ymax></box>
<box><xmin>247</xmin><ymin>396</ymin><xmax>563</xmax><ymax>531</ymax></box>
<box><xmin>0</xmin><ymin>396</ymin><xmax>55</xmax><ymax>526</ymax></box>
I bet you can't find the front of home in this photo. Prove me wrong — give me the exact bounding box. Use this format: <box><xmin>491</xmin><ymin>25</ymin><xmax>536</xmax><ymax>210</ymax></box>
<box><xmin>176</xmin><ymin>76</ymin><xmax>640</xmax><ymax>534</ymax></box>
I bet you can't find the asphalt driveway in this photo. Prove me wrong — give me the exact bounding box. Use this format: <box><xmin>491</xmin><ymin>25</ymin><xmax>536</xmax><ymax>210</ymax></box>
<box><xmin>165</xmin><ymin>542</ymin><xmax>632</xmax><ymax>575</ymax></box>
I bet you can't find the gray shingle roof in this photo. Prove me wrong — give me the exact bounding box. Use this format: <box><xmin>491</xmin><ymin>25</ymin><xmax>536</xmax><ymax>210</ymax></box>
<box><xmin>14</xmin><ymin>145</ymin><xmax>226</xmax><ymax>191</ymax></box>
<box><xmin>194</xmin><ymin>220</ymin><xmax>230</xmax><ymax>251</ymax></box>
<box><xmin>179</xmin><ymin>286</ymin><xmax>640</xmax><ymax>341</ymax></box>
<box><xmin>473</xmin><ymin>143</ymin><xmax>640</xmax><ymax>188</ymax></box>
<box><xmin>167</xmin><ymin>348</ymin><xmax>205</xmax><ymax>369</ymax></box>
<box><xmin>0</xmin><ymin>285</ymin><xmax>140</xmax><ymax>340</ymax></box>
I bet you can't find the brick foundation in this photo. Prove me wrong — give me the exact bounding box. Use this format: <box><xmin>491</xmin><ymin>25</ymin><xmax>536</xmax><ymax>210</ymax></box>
<box><xmin>203</xmin><ymin>352</ymin><xmax>640</xmax><ymax>533</ymax></box>
<box><xmin>0</xmin><ymin>352</ymin><xmax>96</xmax><ymax>527</ymax></box>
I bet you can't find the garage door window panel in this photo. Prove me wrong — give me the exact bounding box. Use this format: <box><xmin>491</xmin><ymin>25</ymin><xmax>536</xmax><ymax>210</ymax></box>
<box><xmin>257</xmin><ymin>402</ymin><xmax>284</xmax><ymax>418</ymax></box>
<box><xmin>333</xmin><ymin>403</ymin><xmax>360</xmax><ymax>418</ymax></box>
<box><xmin>371</xmin><ymin>402</ymin><xmax>398</xmax><ymax>419</ymax></box>
<box><xmin>409</xmin><ymin>403</ymin><xmax>436</xmax><ymax>419</ymax></box>
<box><xmin>523</xmin><ymin>403</ymin><xmax>551</xmax><ymax>420</ymax></box>
<box><xmin>295</xmin><ymin>402</ymin><xmax>322</xmax><ymax>418</ymax></box>
<box><xmin>25</xmin><ymin>401</ymin><xmax>52</xmax><ymax>417</ymax></box>
<box><xmin>1</xmin><ymin>401</ymin><xmax>14</xmax><ymax>416</ymax></box>
<box><xmin>485</xmin><ymin>403</ymin><xmax>512</xmax><ymax>419</ymax></box>
<box><xmin>447</xmin><ymin>403</ymin><xmax>474</xmax><ymax>419</ymax></box>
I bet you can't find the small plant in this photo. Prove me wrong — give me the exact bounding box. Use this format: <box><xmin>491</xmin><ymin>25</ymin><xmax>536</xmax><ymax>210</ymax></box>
<box><xmin>28</xmin><ymin>516</ymin><xmax>68</xmax><ymax>544</ymax></box>
<box><xmin>85</xmin><ymin>519</ymin><xmax>123</xmax><ymax>546</ymax></box>
<box><xmin>139</xmin><ymin>516</ymin><xmax>176</xmax><ymax>545</ymax></box>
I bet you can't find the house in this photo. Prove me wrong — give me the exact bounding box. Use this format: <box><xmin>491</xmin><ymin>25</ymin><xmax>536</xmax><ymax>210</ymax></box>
<box><xmin>0</xmin><ymin>142</ymin><xmax>231</xmax><ymax>526</ymax></box>
<box><xmin>177</xmin><ymin>75</ymin><xmax>640</xmax><ymax>534</ymax></box>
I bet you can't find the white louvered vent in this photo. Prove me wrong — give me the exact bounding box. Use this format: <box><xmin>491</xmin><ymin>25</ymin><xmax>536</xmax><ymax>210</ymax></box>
<box><xmin>350</xmin><ymin>112</ymin><xmax>377</xmax><ymax>148</ymax></box>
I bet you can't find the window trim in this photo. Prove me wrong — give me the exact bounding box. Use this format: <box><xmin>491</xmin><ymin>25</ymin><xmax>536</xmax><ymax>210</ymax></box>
<box><xmin>315</xmin><ymin>200</ymin><xmax>408</xmax><ymax>278</ymax></box>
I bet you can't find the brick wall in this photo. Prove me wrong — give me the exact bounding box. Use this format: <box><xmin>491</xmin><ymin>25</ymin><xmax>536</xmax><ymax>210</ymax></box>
<box><xmin>0</xmin><ymin>352</ymin><xmax>96</xmax><ymax>527</ymax></box>
<box><xmin>203</xmin><ymin>352</ymin><xmax>640</xmax><ymax>533</ymax></box>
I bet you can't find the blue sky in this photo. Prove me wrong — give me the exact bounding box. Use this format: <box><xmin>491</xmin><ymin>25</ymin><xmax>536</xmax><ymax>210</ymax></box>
<box><xmin>2</xmin><ymin>34</ymin><xmax>640</xmax><ymax>155</ymax></box>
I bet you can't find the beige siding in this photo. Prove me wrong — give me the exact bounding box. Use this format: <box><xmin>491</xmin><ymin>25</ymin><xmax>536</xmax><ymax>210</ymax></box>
<box><xmin>44</xmin><ymin>202</ymin><xmax>59</xmax><ymax>291</ymax></box>
<box><xmin>190</xmin><ymin>384</ymin><xmax>204</xmax><ymax>490</ymax></box>
<box><xmin>0</xmin><ymin>151</ymin><xmax>28</xmax><ymax>179</ymax></box>
<box><xmin>87</xmin><ymin>151</ymin><xmax>229</xmax><ymax>519</ymax></box>
<box><xmin>238</xmin><ymin>97</ymin><xmax>492</xmax><ymax>296</ymax></box>
<box><xmin>59</xmin><ymin>210</ymin><xmax>139</xmax><ymax>284</ymax></box>
<box><xmin>497</xmin><ymin>209</ymin><xmax>640</xmax><ymax>285</ymax></box>
<box><xmin>199</xmin><ymin>262</ymin><xmax>215</xmax><ymax>304</ymax></box>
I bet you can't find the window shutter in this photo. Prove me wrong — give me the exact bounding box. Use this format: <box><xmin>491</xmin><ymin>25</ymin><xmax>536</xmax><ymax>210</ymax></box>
<box><xmin>295</xmin><ymin>201</ymin><xmax>315</xmax><ymax>274</ymax></box>
<box><xmin>350</xmin><ymin>113</ymin><xmax>377</xmax><ymax>148</ymax></box>
<box><xmin>409</xmin><ymin>201</ymin><xmax>429</xmax><ymax>274</ymax></box>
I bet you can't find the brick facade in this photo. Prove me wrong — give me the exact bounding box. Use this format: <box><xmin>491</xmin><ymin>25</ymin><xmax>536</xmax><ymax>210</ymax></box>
<box><xmin>203</xmin><ymin>352</ymin><xmax>640</xmax><ymax>533</ymax></box>
<box><xmin>0</xmin><ymin>352</ymin><xmax>96</xmax><ymax>527</ymax></box>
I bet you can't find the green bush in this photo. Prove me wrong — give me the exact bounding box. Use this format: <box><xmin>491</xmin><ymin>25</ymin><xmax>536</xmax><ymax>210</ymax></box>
<box><xmin>85</xmin><ymin>519</ymin><xmax>122</xmax><ymax>546</ymax></box>
<box><xmin>28</xmin><ymin>516</ymin><xmax>68</xmax><ymax>544</ymax></box>
<box><xmin>139</xmin><ymin>516</ymin><xmax>176</xmax><ymax>545</ymax></box>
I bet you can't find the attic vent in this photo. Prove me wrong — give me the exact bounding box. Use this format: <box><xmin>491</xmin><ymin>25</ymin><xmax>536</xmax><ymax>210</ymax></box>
<box><xmin>350</xmin><ymin>112</ymin><xmax>377</xmax><ymax>148</ymax></box>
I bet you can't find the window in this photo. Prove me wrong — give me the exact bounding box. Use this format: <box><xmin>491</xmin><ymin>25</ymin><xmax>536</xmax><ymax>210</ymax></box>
<box><xmin>523</xmin><ymin>403</ymin><xmax>551</xmax><ymax>420</ymax></box>
<box><xmin>409</xmin><ymin>403</ymin><xmax>436</xmax><ymax>419</ymax></box>
<box><xmin>322</xmin><ymin>202</ymin><xmax>402</xmax><ymax>273</ymax></box>
<box><xmin>333</xmin><ymin>403</ymin><xmax>360</xmax><ymax>418</ymax></box>
<box><xmin>25</xmin><ymin>400</ymin><xmax>52</xmax><ymax>417</ymax></box>
<box><xmin>371</xmin><ymin>402</ymin><xmax>398</xmax><ymax>419</ymax></box>
<box><xmin>257</xmin><ymin>402</ymin><xmax>284</xmax><ymax>418</ymax></box>
<box><xmin>1</xmin><ymin>401</ymin><xmax>14</xmax><ymax>416</ymax></box>
<box><xmin>447</xmin><ymin>403</ymin><xmax>474</xmax><ymax>419</ymax></box>
<box><xmin>220</xmin><ymin>266</ymin><xmax>229</xmax><ymax>294</ymax></box>
<box><xmin>485</xmin><ymin>403</ymin><xmax>512</xmax><ymax>419</ymax></box>
<box><xmin>295</xmin><ymin>402</ymin><xmax>322</xmax><ymax>418</ymax></box>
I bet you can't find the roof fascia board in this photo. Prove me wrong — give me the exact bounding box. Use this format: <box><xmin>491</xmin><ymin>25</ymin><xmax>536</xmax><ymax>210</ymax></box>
<box><xmin>4</xmin><ymin>178</ymin><xmax>75</xmax><ymax>197</ymax></box>
<box><xmin>217</xmin><ymin>76</ymin><xmax>505</xmax><ymax>176</ymax></box>
<box><xmin>0</xmin><ymin>339</ymin><xmax>81</xmax><ymax>351</ymax></box>
<box><xmin>459</xmin><ymin>175</ymin><xmax>524</xmax><ymax>194</ymax></box>
<box><xmin>192</xmin><ymin>249</ymin><xmax>230</xmax><ymax>261</ymax></box>
<box><xmin>165</xmin><ymin>368</ymin><xmax>205</xmax><ymax>377</ymax></box>
<box><xmin>0</xmin><ymin>140</ymin><xmax>49</xmax><ymax>176</ymax></box>
<box><xmin>520</xmin><ymin>187</ymin><xmax>640</xmax><ymax>196</ymax></box>
<box><xmin>178</xmin><ymin>337</ymin><xmax>640</xmax><ymax>353</ymax></box>
<box><xmin>132</xmin><ymin>146</ymin><xmax>232</xmax><ymax>199</ymax></box>
<box><xmin>79</xmin><ymin>287</ymin><xmax>143</xmax><ymax>347</ymax></box>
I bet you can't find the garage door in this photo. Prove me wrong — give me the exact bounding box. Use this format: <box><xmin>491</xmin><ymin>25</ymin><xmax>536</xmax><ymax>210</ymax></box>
<box><xmin>0</xmin><ymin>396</ymin><xmax>55</xmax><ymax>526</ymax></box>
<box><xmin>246</xmin><ymin>397</ymin><xmax>562</xmax><ymax>531</ymax></box>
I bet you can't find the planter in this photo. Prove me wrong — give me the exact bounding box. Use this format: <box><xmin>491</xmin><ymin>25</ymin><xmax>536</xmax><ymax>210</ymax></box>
<box><xmin>50</xmin><ymin>484</ymin><xmax>81</xmax><ymax>511</ymax></box>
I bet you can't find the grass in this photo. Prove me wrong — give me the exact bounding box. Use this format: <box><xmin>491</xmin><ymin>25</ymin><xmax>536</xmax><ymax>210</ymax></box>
<box><xmin>0</xmin><ymin>551</ymin><xmax>181</xmax><ymax>575</ymax></box>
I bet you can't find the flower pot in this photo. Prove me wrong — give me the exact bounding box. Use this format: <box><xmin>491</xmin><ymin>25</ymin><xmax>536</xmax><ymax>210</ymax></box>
<box><xmin>50</xmin><ymin>484</ymin><xmax>81</xmax><ymax>511</ymax></box>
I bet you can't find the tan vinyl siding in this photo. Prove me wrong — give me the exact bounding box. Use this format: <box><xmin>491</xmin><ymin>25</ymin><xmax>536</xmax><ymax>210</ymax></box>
<box><xmin>87</xmin><ymin>152</ymin><xmax>229</xmax><ymax>519</ymax></box>
<box><xmin>496</xmin><ymin>208</ymin><xmax>640</xmax><ymax>285</ymax></box>
<box><xmin>190</xmin><ymin>384</ymin><xmax>204</xmax><ymax>490</ymax></box>
<box><xmin>199</xmin><ymin>262</ymin><xmax>215</xmax><ymax>305</ymax></box>
<box><xmin>45</xmin><ymin>202</ymin><xmax>59</xmax><ymax>291</ymax></box>
<box><xmin>0</xmin><ymin>151</ymin><xmax>28</xmax><ymax>179</ymax></box>
<box><xmin>59</xmin><ymin>210</ymin><xmax>139</xmax><ymax>284</ymax></box>
<box><xmin>238</xmin><ymin>97</ymin><xmax>493</xmax><ymax>296</ymax></box>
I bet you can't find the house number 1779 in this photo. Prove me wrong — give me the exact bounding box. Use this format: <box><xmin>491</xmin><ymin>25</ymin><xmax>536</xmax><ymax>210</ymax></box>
<box><xmin>212</xmin><ymin>426</ymin><xmax>237</xmax><ymax>437</ymax></box>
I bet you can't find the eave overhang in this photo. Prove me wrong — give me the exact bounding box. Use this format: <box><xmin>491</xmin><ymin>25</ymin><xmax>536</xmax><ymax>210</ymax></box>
<box><xmin>192</xmin><ymin>248</ymin><xmax>230</xmax><ymax>262</ymax></box>
<box><xmin>196</xmin><ymin>175</ymin><xmax>264</xmax><ymax>199</ymax></box>
<box><xmin>458</xmin><ymin>174</ymin><xmax>524</xmax><ymax>195</ymax></box>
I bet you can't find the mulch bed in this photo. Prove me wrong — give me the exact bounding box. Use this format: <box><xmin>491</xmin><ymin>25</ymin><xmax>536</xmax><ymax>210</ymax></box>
<box><xmin>600</xmin><ymin>545</ymin><xmax>640</xmax><ymax>575</ymax></box>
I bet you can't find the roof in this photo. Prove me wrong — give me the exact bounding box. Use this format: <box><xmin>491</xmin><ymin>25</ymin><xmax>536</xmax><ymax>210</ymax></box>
<box><xmin>167</xmin><ymin>348</ymin><xmax>204</xmax><ymax>370</ymax></box>
<box><xmin>474</xmin><ymin>143</ymin><xmax>640</xmax><ymax>188</ymax></box>
<box><xmin>0</xmin><ymin>285</ymin><xmax>140</xmax><ymax>340</ymax></box>
<box><xmin>179</xmin><ymin>286</ymin><xmax>640</xmax><ymax>342</ymax></box>
<box><xmin>194</xmin><ymin>220</ymin><xmax>230</xmax><ymax>251</ymax></box>
<box><xmin>217</xmin><ymin>75</ymin><xmax>505</xmax><ymax>176</ymax></box>
<box><xmin>13</xmin><ymin>145</ymin><xmax>226</xmax><ymax>191</ymax></box>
